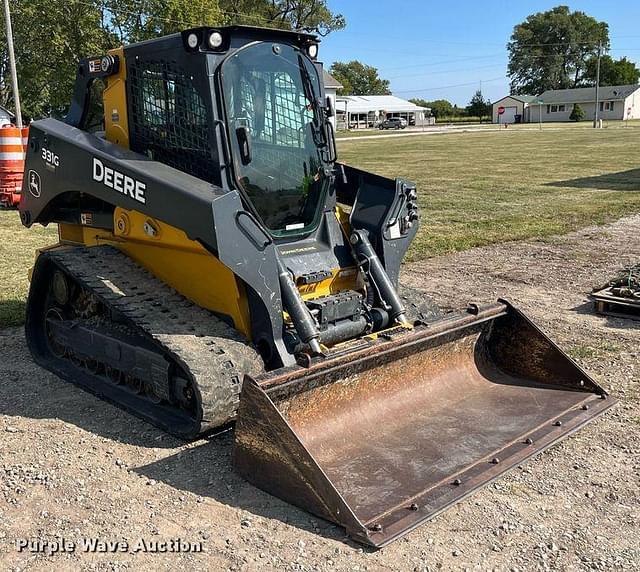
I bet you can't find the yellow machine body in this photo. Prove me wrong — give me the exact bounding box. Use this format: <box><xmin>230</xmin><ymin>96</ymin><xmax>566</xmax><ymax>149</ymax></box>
<box><xmin>57</xmin><ymin>210</ymin><xmax>253</xmax><ymax>338</ymax></box>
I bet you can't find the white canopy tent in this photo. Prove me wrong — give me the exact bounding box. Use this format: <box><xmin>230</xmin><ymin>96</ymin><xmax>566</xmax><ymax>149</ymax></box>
<box><xmin>335</xmin><ymin>95</ymin><xmax>431</xmax><ymax>129</ymax></box>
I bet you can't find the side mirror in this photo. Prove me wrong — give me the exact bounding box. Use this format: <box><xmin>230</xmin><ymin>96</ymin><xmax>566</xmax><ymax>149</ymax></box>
<box><xmin>325</xmin><ymin>96</ymin><xmax>334</xmax><ymax>118</ymax></box>
<box><xmin>236</xmin><ymin>126</ymin><xmax>252</xmax><ymax>165</ymax></box>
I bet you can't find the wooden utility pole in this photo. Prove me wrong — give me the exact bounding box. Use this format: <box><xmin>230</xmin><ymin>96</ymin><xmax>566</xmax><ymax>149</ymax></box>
<box><xmin>3</xmin><ymin>0</ymin><xmax>22</xmax><ymax>128</ymax></box>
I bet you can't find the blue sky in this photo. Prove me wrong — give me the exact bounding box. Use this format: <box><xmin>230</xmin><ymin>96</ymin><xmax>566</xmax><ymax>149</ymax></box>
<box><xmin>319</xmin><ymin>1</ymin><xmax>640</xmax><ymax>105</ymax></box>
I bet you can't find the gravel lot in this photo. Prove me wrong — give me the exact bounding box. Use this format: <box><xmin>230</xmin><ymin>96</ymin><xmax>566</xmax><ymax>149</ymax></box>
<box><xmin>1</xmin><ymin>215</ymin><xmax>639</xmax><ymax>571</ymax></box>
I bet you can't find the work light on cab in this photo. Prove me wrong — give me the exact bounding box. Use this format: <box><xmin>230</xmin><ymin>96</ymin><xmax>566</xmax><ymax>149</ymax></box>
<box><xmin>208</xmin><ymin>31</ymin><xmax>223</xmax><ymax>49</ymax></box>
<box><xmin>186</xmin><ymin>32</ymin><xmax>199</xmax><ymax>49</ymax></box>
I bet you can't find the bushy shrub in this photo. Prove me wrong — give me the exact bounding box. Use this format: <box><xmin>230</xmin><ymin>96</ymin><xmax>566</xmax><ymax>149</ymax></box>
<box><xmin>570</xmin><ymin>104</ymin><xmax>585</xmax><ymax>121</ymax></box>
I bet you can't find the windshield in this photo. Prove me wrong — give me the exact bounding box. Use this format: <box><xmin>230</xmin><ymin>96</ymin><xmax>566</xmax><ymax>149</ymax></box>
<box><xmin>221</xmin><ymin>42</ymin><xmax>328</xmax><ymax>236</ymax></box>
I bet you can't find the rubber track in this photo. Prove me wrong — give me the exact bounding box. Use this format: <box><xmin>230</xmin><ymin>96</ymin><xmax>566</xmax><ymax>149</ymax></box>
<box><xmin>46</xmin><ymin>245</ymin><xmax>264</xmax><ymax>435</ymax></box>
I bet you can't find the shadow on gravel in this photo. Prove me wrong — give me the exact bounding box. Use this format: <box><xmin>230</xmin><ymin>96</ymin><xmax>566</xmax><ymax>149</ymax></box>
<box><xmin>0</xmin><ymin>331</ymin><xmax>367</xmax><ymax>545</ymax></box>
<box><xmin>546</xmin><ymin>168</ymin><xmax>640</xmax><ymax>192</ymax></box>
<box><xmin>133</xmin><ymin>434</ymin><xmax>368</xmax><ymax>548</ymax></box>
<box><xmin>0</xmin><ymin>330</ymin><xmax>185</xmax><ymax>449</ymax></box>
<box><xmin>572</xmin><ymin>300</ymin><xmax>639</xmax><ymax>329</ymax></box>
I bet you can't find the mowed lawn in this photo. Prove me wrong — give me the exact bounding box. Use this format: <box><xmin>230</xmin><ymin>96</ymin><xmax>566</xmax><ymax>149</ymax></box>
<box><xmin>1</xmin><ymin>126</ymin><xmax>640</xmax><ymax>328</ymax></box>
<box><xmin>335</xmin><ymin>119</ymin><xmax>640</xmax><ymax>138</ymax></box>
<box><xmin>338</xmin><ymin>126</ymin><xmax>640</xmax><ymax>261</ymax></box>
<box><xmin>0</xmin><ymin>211</ymin><xmax>56</xmax><ymax>327</ymax></box>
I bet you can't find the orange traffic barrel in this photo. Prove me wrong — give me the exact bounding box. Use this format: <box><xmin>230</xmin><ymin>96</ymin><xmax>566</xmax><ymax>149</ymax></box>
<box><xmin>0</xmin><ymin>126</ymin><xmax>28</xmax><ymax>207</ymax></box>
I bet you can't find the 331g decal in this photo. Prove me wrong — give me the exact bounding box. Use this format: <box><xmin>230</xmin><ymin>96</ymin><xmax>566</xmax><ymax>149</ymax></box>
<box><xmin>41</xmin><ymin>147</ymin><xmax>60</xmax><ymax>168</ymax></box>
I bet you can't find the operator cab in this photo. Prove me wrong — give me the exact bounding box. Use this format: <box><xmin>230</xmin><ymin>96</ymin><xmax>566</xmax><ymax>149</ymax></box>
<box><xmin>123</xmin><ymin>26</ymin><xmax>336</xmax><ymax>240</ymax></box>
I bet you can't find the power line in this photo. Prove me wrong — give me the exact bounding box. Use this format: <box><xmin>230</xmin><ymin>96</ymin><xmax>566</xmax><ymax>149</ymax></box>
<box><xmin>379</xmin><ymin>47</ymin><xmax>640</xmax><ymax>80</ymax></box>
<box><xmin>380</xmin><ymin>54</ymin><xmax>504</xmax><ymax>73</ymax></box>
<box><xmin>509</xmin><ymin>41</ymin><xmax>607</xmax><ymax>48</ymax></box>
<box><xmin>327</xmin><ymin>27</ymin><xmax>640</xmax><ymax>46</ymax></box>
<box><xmin>388</xmin><ymin>63</ymin><xmax>507</xmax><ymax>81</ymax></box>
<box><xmin>393</xmin><ymin>76</ymin><xmax>506</xmax><ymax>95</ymax></box>
<box><xmin>383</xmin><ymin>49</ymin><xmax>633</xmax><ymax>80</ymax></box>
<box><xmin>331</xmin><ymin>43</ymin><xmax>638</xmax><ymax>68</ymax></box>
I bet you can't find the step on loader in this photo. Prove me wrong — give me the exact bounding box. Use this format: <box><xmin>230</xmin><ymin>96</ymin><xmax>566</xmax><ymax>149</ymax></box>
<box><xmin>19</xmin><ymin>26</ymin><xmax>615</xmax><ymax>547</ymax></box>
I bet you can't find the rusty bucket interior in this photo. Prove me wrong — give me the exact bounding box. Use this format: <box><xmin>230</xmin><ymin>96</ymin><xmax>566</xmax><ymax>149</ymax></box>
<box><xmin>233</xmin><ymin>301</ymin><xmax>615</xmax><ymax>547</ymax></box>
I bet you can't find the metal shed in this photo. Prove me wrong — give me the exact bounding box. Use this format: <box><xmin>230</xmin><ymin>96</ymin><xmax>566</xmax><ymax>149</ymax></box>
<box><xmin>334</xmin><ymin>95</ymin><xmax>430</xmax><ymax>129</ymax></box>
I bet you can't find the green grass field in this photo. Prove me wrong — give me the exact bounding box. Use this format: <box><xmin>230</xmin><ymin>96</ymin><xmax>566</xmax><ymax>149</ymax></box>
<box><xmin>2</xmin><ymin>125</ymin><xmax>640</xmax><ymax>328</ymax></box>
<box><xmin>0</xmin><ymin>211</ymin><xmax>56</xmax><ymax>328</ymax></box>
<box><xmin>335</xmin><ymin>119</ymin><xmax>640</xmax><ymax>138</ymax></box>
<box><xmin>338</xmin><ymin>126</ymin><xmax>640</xmax><ymax>261</ymax></box>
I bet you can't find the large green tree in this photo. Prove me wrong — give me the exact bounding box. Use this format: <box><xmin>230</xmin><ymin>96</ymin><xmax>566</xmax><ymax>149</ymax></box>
<box><xmin>582</xmin><ymin>55</ymin><xmax>640</xmax><ymax>86</ymax></box>
<box><xmin>101</xmin><ymin>0</ymin><xmax>224</xmax><ymax>44</ymax></box>
<box><xmin>219</xmin><ymin>0</ymin><xmax>344</xmax><ymax>36</ymax></box>
<box><xmin>329</xmin><ymin>61</ymin><xmax>390</xmax><ymax>96</ymax></box>
<box><xmin>0</xmin><ymin>0</ymin><xmax>108</xmax><ymax>118</ymax></box>
<box><xmin>507</xmin><ymin>5</ymin><xmax>609</xmax><ymax>95</ymax></box>
<box><xmin>103</xmin><ymin>0</ymin><xmax>345</xmax><ymax>43</ymax></box>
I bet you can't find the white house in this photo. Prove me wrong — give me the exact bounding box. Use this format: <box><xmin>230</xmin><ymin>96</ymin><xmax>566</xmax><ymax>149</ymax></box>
<box><xmin>322</xmin><ymin>70</ymin><xmax>342</xmax><ymax>129</ymax></box>
<box><xmin>528</xmin><ymin>84</ymin><xmax>640</xmax><ymax>122</ymax></box>
<box><xmin>334</xmin><ymin>95</ymin><xmax>430</xmax><ymax>129</ymax></box>
<box><xmin>0</xmin><ymin>105</ymin><xmax>14</xmax><ymax>127</ymax></box>
<box><xmin>492</xmin><ymin>95</ymin><xmax>538</xmax><ymax>123</ymax></box>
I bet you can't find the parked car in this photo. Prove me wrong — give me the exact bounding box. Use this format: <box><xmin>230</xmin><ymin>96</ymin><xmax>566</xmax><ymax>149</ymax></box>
<box><xmin>378</xmin><ymin>117</ymin><xmax>407</xmax><ymax>130</ymax></box>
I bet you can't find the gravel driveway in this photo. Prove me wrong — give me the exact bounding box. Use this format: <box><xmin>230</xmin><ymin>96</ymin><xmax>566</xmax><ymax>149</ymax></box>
<box><xmin>1</xmin><ymin>215</ymin><xmax>639</xmax><ymax>571</ymax></box>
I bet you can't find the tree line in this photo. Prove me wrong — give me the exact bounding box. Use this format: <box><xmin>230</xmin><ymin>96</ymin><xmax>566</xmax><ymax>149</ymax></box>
<box><xmin>0</xmin><ymin>0</ymin><xmax>344</xmax><ymax>119</ymax></box>
<box><xmin>408</xmin><ymin>92</ymin><xmax>492</xmax><ymax>120</ymax></box>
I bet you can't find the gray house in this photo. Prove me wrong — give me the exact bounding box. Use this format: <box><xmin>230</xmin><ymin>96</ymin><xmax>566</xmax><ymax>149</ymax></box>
<box><xmin>528</xmin><ymin>84</ymin><xmax>640</xmax><ymax>122</ymax></box>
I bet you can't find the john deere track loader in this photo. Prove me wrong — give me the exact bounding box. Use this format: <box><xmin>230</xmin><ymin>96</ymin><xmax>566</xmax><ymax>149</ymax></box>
<box><xmin>19</xmin><ymin>26</ymin><xmax>614</xmax><ymax>546</ymax></box>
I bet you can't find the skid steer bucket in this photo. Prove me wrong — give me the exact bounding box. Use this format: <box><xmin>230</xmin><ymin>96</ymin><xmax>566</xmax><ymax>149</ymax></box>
<box><xmin>233</xmin><ymin>300</ymin><xmax>615</xmax><ymax>547</ymax></box>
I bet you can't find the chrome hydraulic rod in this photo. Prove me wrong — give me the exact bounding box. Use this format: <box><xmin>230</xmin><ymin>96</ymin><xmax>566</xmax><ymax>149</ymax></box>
<box><xmin>277</xmin><ymin>259</ymin><xmax>322</xmax><ymax>354</ymax></box>
<box><xmin>350</xmin><ymin>229</ymin><xmax>409</xmax><ymax>324</ymax></box>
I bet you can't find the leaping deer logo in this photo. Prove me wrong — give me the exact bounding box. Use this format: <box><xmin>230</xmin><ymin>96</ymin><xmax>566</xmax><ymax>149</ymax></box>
<box><xmin>28</xmin><ymin>170</ymin><xmax>41</xmax><ymax>198</ymax></box>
